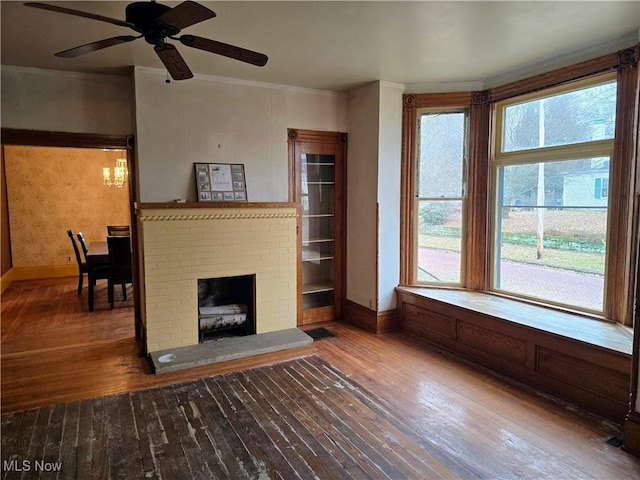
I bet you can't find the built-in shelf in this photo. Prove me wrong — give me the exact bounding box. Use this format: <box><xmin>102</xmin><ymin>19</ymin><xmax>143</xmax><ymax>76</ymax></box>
<box><xmin>303</xmin><ymin>282</ymin><xmax>335</xmax><ymax>294</ymax></box>
<box><xmin>302</xmin><ymin>255</ymin><xmax>335</xmax><ymax>262</ymax></box>
<box><xmin>303</xmin><ymin>238</ymin><xmax>334</xmax><ymax>245</ymax></box>
<box><xmin>290</xmin><ymin>128</ymin><xmax>346</xmax><ymax>325</ymax></box>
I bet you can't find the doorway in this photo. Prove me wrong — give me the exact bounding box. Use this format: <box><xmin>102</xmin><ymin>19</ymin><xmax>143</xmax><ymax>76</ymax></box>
<box><xmin>2</xmin><ymin>128</ymin><xmax>144</xmax><ymax>345</ymax></box>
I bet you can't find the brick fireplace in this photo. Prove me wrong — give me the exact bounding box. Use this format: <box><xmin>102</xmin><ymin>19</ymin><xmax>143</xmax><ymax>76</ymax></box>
<box><xmin>137</xmin><ymin>203</ymin><xmax>298</xmax><ymax>353</ymax></box>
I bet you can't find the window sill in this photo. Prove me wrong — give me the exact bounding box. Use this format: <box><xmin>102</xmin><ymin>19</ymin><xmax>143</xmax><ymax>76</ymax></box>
<box><xmin>396</xmin><ymin>286</ymin><xmax>632</xmax><ymax>356</ymax></box>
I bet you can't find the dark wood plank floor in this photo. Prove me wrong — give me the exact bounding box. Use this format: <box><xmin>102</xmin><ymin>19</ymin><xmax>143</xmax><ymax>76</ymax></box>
<box><xmin>2</xmin><ymin>277</ymin><xmax>640</xmax><ymax>478</ymax></box>
<box><xmin>3</xmin><ymin>357</ymin><xmax>470</xmax><ymax>479</ymax></box>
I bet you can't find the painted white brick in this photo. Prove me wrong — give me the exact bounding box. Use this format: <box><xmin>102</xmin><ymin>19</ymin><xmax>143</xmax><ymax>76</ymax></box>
<box><xmin>141</xmin><ymin>206</ymin><xmax>298</xmax><ymax>353</ymax></box>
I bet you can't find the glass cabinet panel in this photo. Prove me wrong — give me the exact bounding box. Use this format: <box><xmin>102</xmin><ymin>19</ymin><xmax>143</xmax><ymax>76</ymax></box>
<box><xmin>301</xmin><ymin>153</ymin><xmax>336</xmax><ymax>310</ymax></box>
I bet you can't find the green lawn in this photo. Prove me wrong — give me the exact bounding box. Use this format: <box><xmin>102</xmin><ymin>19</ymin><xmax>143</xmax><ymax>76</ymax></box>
<box><xmin>419</xmin><ymin>234</ymin><xmax>605</xmax><ymax>275</ymax></box>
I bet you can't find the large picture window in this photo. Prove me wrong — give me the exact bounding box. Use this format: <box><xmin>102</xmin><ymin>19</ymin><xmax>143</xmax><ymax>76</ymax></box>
<box><xmin>493</xmin><ymin>77</ymin><xmax>616</xmax><ymax>313</ymax></box>
<box><xmin>415</xmin><ymin>110</ymin><xmax>468</xmax><ymax>285</ymax></box>
<box><xmin>402</xmin><ymin>52</ymin><xmax>637</xmax><ymax>326</ymax></box>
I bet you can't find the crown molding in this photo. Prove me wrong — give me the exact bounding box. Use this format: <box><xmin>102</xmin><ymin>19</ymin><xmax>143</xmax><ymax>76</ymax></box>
<box><xmin>133</xmin><ymin>66</ymin><xmax>346</xmax><ymax>98</ymax></box>
<box><xmin>403</xmin><ymin>81</ymin><xmax>484</xmax><ymax>95</ymax></box>
<box><xmin>1</xmin><ymin>64</ymin><xmax>131</xmax><ymax>84</ymax></box>
<box><xmin>484</xmin><ymin>33</ymin><xmax>639</xmax><ymax>90</ymax></box>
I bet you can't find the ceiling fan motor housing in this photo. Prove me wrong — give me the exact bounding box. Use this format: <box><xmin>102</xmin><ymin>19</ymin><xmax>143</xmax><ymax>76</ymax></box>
<box><xmin>126</xmin><ymin>1</ymin><xmax>179</xmax><ymax>42</ymax></box>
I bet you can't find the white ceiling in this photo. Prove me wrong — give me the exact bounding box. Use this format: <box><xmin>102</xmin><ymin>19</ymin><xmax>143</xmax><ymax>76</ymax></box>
<box><xmin>1</xmin><ymin>1</ymin><xmax>639</xmax><ymax>92</ymax></box>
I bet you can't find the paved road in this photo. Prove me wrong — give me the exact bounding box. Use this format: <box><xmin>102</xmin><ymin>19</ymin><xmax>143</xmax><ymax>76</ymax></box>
<box><xmin>418</xmin><ymin>248</ymin><xmax>603</xmax><ymax>311</ymax></box>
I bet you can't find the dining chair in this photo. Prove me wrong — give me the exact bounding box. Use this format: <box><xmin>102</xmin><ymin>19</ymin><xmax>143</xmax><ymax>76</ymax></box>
<box><xmin>76</xmin><ymin>231</ymin><xmax>89</xmax><ymax>257</ymax></box>
<box><xmin>107</xmin><ymin>225</ymin><xmax>130</xmax><ymax>236</ymax></box>
<box><xmin>107</xmin><ymin>235</ymin><xmax>133</xmax><ymax>309</ymax></box>
<box><xmin>67</xmin><ymin>230</ymin><xmax>88</xmax><ymax>295</ymax></box>
<box><xmin>69</xmin><ymin>230</ymin><xmax>110</xmax><ymax>303</ymax></box>
<box><xmin>78</xmin><ymin>231</ymin><xmax>109</xmax><ymax>268</ymax></box>
<box><xmin>67</xmin><ymin>230</ymin><xmax>110</xmax><ymax>311</ymax></box>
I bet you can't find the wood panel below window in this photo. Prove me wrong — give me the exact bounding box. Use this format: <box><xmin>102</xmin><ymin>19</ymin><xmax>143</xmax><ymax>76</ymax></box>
<box><xmin>396</xmin><ymin>287</ymin><xmax>632</xmax><ymax>422</ymax></box>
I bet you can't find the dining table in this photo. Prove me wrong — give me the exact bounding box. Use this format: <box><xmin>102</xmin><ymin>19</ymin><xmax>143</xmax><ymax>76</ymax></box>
<box><xmin>86</xmin><ymin>241</ymin><xmax>109</xmax><ymax>311</ymax></box>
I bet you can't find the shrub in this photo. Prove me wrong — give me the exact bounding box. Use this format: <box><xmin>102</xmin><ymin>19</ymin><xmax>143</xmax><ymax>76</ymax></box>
<box><xmin>419</xmin><ymin>203</ymin><xmax>452</xmax><ymax>229</ymax></box>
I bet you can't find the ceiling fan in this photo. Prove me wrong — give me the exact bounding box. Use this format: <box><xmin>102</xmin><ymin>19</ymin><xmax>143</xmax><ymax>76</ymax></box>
<box><xmin>24</xmin><ymin>1</ymin><xmax>268</xmax><ymax>80</ymax></box>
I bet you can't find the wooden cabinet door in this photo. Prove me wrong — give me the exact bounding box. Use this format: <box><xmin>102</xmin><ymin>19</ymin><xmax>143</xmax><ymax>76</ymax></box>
<box><xmin>288</xmin><ymin>129</ymin><xmax>347</xmax><ymax>325</ymax></box>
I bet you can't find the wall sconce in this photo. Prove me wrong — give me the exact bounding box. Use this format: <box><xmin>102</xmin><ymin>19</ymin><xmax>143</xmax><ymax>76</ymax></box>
<box><xmin>103</xmin><ymin>158</ymin><xmax>128</xmax><ymax>188</ymax></box>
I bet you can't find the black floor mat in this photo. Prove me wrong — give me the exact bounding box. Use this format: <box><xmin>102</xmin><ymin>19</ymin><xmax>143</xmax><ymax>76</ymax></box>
<box><xmin>305</xmin><ymin>327</ymin><xmax>336</xmax><ymax>340</ymax></box>
<box><xmin>606</xmin><ymin>436</ymin><xmax>623</xmax><ymax>448</ymax></box>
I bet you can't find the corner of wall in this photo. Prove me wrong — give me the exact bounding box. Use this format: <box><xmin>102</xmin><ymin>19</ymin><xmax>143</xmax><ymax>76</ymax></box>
<box><xmin>0</xmin><ymin>268</ymin><xmax>14</xmax><ymax>294</ymax></box>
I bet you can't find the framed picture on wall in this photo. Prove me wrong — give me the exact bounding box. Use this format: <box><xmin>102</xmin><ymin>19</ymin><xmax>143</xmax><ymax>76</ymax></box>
<box><xmin>194</xmin><ymin>163</ymin><xmax>248</xmax><ymax>202</ymax></box>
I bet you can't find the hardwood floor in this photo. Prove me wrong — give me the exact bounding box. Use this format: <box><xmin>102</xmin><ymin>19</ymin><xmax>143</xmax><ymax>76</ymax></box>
<box><xmin>2</xmin><ymin>357</ymin><xmax>472</xmax><ymax>479</ymax></box>
<box><xmin>2</xmin><ymin>277</ymin><xmax>640</xmax><ymax>478</ymax></box>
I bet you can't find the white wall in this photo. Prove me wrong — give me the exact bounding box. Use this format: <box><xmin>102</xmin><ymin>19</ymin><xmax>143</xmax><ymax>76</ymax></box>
<box><xmin>376</xmin><ymin>83</ymin><xmax>403</xmax><ymax>311</ymax></box>
<box><xmin>346</xmin><ymin>82</ymin><xmax>380</xmax><ymax>309</ymax></box>
<box><xmin>1</xmin><ymin>66</ymin><xmax>133</xmax><ymax>135</ymax></box>
<box><xmin>133</xmin><ymin>67</ymin><xmax>347</xmax><ymax>203</ymax></box>
<box><xmin>1</xmin><ymin>64</ymin><xmax>401</xmax><ymax>315</ymax></box>
<box><xmin>345</xmin><ymin>81</ymin><xmax>403</xmax><ymax>312</ymax></box>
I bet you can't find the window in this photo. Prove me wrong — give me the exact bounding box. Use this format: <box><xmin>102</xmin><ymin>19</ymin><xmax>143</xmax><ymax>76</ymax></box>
<box><xmin>402</xmin><ymin>55</ymin><xmax>637</xmax><ymax>326</ymax></box>
<box><xmin>493</xmin><ymin>77</ymin><xmax>616</xmax><ymax>313</ymax></box>
<box><xmin>414</xmin><ymin>109</ymin><xmax>468</xmax><ymax>285</ymax></box>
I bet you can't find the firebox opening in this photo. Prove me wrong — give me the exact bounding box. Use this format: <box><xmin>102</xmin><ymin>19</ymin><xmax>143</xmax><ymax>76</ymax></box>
<box><xmin>197</xmin><ymin>274</ymin><xmax>256</xmax><ymax>343</ymax></box>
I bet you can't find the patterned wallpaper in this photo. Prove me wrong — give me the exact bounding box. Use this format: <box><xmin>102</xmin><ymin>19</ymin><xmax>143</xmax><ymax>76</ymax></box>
<box><xmin>1</xmin><ymin>149</ymin><xmax>12</xmax><ymax>275</ymax></box>
<box><xmin>4</xmin><ymin>146</ymin><xmax>131</xmax><ymax>268</ymax></box>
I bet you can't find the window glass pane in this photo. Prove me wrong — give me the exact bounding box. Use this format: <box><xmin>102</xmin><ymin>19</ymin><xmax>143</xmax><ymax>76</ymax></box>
<box><xmin>417</xmin><ymin>200</ymin><xmax>462</xmax><ymax>284</ymax></box>
<box><xmin>418</xmin><ymin>112</ymin><xmax>465</xmax><ymax>198</ymax></box>
<box><xmin>502</xmin><ymin>81</ymin><xmax>616</xmax><ymax>152</ymax></box>
<box><xmin>494</xmin><ymin>158</ymin><xmax>609</xmax><ymax>311</ymax></box>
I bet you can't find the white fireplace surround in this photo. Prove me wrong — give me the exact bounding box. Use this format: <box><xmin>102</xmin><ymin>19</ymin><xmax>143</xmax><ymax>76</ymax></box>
<box><xmin>138</xmin><ymin>204</ymin><xmax>298</xmax><ymax>352</ymax></box>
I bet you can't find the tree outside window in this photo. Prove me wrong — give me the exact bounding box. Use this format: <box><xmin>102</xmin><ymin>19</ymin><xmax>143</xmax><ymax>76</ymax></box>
<box><xmin>493</xmin><ymin>78</ymin><xmax>616</xmax><ymax>313</ymax></box>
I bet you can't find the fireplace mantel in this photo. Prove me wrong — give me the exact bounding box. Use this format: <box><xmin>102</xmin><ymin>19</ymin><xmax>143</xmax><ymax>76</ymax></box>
<box><xmin>137</xmin><ymin>201</ymin><xmax>298</xmax><ymax>210</ymax></box>
<box><xmin>137</xmin><ymin>203</ymin><xmax>299</xmax><ymax>352</ymax></box>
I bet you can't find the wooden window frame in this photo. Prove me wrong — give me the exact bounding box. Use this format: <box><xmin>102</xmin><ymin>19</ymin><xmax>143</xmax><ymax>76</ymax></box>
<box><xmin>411</xmin><ymin>106</ymin><xmax>470</xmax><ymax>286</ymax></box>
<box><xmin>491</xmin><ymin>74</ymin><xmax>616</xmax><ymax>317</ymax></box>
<box><xmin>400</xmin><ymin>44</ymin><xmax>639</xmax><ymax>326</ymax></box>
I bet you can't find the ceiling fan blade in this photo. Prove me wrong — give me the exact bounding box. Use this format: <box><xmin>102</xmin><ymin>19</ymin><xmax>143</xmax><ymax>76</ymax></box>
<box><xmin>179</xmin><ymin>35</ymin><xmax>268</xmax><ymax>67</ymax></box>
<box><xmin>55</xmin><ymin>36</ymin><xmax>139</xmax><ymax>58</ymax></box>
<box><xmin>155</xmin><ymin>43</ymin><xmax>193</xmax><ymax>80</ymax></box>
<box><xmin>24</xmin><ymin>2</ymin><xmax>135</xmax><ymax>29</ymax></box>
<box><xmin>157</xmin><ymin>1</ymin><xmax>216</xmax><ymax>30</ymax></box>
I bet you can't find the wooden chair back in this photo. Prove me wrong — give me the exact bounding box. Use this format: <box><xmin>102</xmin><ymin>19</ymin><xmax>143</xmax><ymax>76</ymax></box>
<box><xmin>106</xmin><ymin>235</ymin><xmax>133</xmax><ymax>308</ymax></box>
<box><xmin>76</xmin><ymin>231</ymin><xmax>88</xmax><ymax>258</ymax></box>
<box><xmin>107</xmin><ymin>225</ymin><xmax>130</xmax><ymax>237</ymax></box>
<box><xmin>107</xmin><ymin>235</ymin><xmax>132</xmax><ymax>277</ymax></box>
<box><xmin>67</xmin><ymin>230</ymin><xmax>85</xmax><ymax>269</ymax></box>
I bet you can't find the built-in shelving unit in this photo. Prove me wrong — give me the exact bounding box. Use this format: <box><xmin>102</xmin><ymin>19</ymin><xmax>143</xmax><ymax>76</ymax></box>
<box><xmin>289</xmin><ymin>129</ymin><xmax>347</xmax><ymax>325</ymax></box>
<box><xmin>301</xmin><ymin>156</ymin><xmax>336</xmax><ymax>311</ymax></box>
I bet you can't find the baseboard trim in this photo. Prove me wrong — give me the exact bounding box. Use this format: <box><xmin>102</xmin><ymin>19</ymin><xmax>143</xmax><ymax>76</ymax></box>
<box><xmin>624</xmin><ymin>412</ymin><xmax>640</xmax><ymax>457</ymax></box>
<box><xmin>0</xmin><ymin>268</ymin><xmax>15</xmax><ymax>294</ymax></box>
<box><xmin>377</xmin><ymin>308</ymin><xmax>399</xmax><ymax>333</ymax></box>
<box><xmin>10</xmin><ymin>265</ymin><xmax>77</xmax><ymax>281</ymax></box>
<box><xmin>344</xmin><ymin>299</ymin><xmax>398</xmax><ymax>333</ymax></box>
